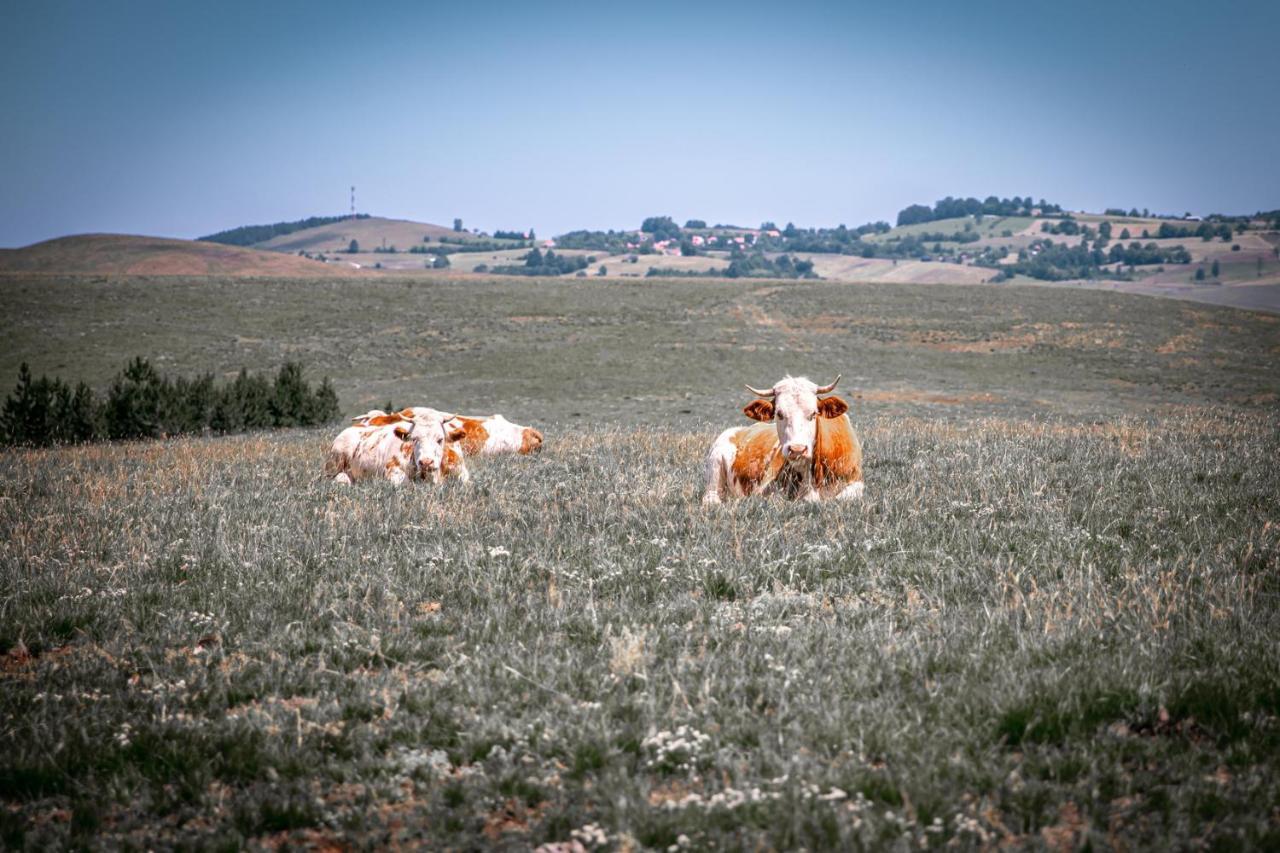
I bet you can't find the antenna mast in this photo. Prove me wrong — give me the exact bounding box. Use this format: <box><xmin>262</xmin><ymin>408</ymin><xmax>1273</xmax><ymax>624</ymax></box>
<box><xmin>350</xmin><ymin>186</ymin><xmax>355</xmax><ymax>217</ymax></box>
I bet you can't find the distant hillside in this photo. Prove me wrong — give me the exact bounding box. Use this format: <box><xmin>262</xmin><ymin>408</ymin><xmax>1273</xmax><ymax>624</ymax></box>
<box><xmin>0</xmin><ymin>234</ymin><xmax>367</xmax><ymax>277</ymax></box>
<box><xmin>199</xmin><ymin>214</ymin><xmax>370</xmax><ymax>246</ymax></box>
<box><xmin>252</xmin><ymin>216</ymin><xmax>511</xmax><ymax>254</ymax></box>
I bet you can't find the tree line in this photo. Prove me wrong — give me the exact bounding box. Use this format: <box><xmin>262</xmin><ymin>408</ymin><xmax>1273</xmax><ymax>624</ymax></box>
<box><xmin>490</xmin><ymin>248</ymin><xmax>591</xmax><ymax>276</ymax></box>
<box><xmin>990</xmin><ymin>238</ymin><xmax>1191</xmax><ymax>282</ymax></box>
<box><xmin>1</xmin><ymin>359</ymin><xmax>341</xmax><ymax>447</ymax></box>
<box><xmin>199</xmin><ymin>214</ymin><xmax>370</xmax><ymax>247</ymax></box>
<box><xmin>896</xmin><ymin>196</ymin><xmax>1061</xmax><ymax>226</ymax></box>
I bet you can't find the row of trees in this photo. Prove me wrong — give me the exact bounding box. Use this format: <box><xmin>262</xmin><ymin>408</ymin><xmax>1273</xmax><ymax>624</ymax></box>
<box><xmin>991</xmin><ymin>238</ymin><xmax>1191</xmax><ymax>281</ymax></box>
<box><xmin>0</xmin><ymin>359</ymin><xmax>341</xmax><ymax>447</ymax></box>
<box><xmin>645</xmin><ymin>251</ymin><xmax>816</xmax><ymax>280</ymax></box>
<box><xmin>1157</xmin><ymin>221</ymin><xmax>1235</xmax><ymax>242</ymax></box>
<box><xmin>490</xmin><ymin>248</ymin><xmax>591</xmax><ymax>276</ymax></box>
<box><xmin>199</xmin><ymin>214</ymin><xmax>369</xmax><ymax>246</ymax></box>
<box><xmin>896</xmin><ymin>196</ymin><xmax>1060</xmax><ymax>226</ymax></box>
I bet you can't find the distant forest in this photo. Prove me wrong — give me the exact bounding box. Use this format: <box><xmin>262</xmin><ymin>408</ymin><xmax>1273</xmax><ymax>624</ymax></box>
<box><xmin>896</xmin><ymin>196</ymin><xmax>1062</xmax><ymax>226</ymax></box>
<box><xmin>199</xmin><ymin>214</ymin><xmax>370</xmax><ymax>247</ymax></box>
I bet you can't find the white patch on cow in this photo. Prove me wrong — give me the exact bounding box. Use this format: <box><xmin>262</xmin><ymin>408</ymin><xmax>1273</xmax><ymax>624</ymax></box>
<box><xmin>702</xmin><ymin>426</ymin><xmax>744</xmax><ymax>504</ymax></box>
<box><xmin>467</xmin><ymin>414</ymin><xmax>526</xmax><ymax>454</ymax></box>
<box><xmin>837</xmin><ymin>481</ymin><xmax>865</xmax><ymax>501</ymax></box>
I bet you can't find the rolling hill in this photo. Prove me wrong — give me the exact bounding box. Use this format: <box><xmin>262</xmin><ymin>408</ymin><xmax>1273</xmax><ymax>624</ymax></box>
<box><xmin>251</xmin><ymin>216</ymin><xmax>517</xmax><ymax>254</ymax></box>
<box><xmin>0</xmin><ymin>234</ymin><xmax>368</xmax><ymax>277</ymax></box>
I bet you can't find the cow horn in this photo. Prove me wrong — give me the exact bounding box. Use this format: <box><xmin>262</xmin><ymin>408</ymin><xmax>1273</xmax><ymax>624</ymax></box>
<box><xmin>437</xmin><ymin>412</ymin><xmax>456</xmax><ymax>422</ymax></box>
<box><xmin>815</xmin><ymin>375</ymin><xmax>841</xmax><ymax>394</ymax></box>
<box><xmin>744</xmin><ymin>383</ymin><xmax>775</xmax><ymax>398</ymax></box>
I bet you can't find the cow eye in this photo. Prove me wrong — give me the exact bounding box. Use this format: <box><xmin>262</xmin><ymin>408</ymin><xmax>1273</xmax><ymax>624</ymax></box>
<box><xmin>809</xmin><ymin>412</ymin><xmax>817</xmax><ymax>420</ymax></box>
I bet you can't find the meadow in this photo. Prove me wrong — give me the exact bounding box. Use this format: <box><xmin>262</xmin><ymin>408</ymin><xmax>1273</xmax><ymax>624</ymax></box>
<box><xmin>2</xmin><ymin>274</ymin><xmax>1279</xmax><ymax>848</ymax></box>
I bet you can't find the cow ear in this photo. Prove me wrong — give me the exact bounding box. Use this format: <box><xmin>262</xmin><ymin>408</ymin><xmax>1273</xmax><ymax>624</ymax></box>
<box><xmin>817</xmin><ymin>396</ymin><xmax>848</xmax><ymax>418</ymax></box>
<box><xmin>393</xmin><ymin>422</ymin><xmax>414</xmax><ymax>438</ymax></box>
<box><xmin>447</xmin><ymin>428</ymin><xmax>467</xmax><ymax>442</ymax></box>
<box><xmin>743</xmin><ymin>399</ymin><xmax>774</xmax><ymax>422</ymax></box>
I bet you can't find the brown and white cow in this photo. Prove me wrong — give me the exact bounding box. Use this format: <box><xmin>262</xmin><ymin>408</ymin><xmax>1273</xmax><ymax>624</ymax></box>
<box><xmin>325</xmin><ymin>410</ymin><xmax>468</xmax><ymax>485</ymax></box>
<box><xmin>702</xmin><ymin>375</ymin><xmax>864</xmax><ymax>504</ymax></box>
<box><xmin>353</xmin><ymin>408</ymin><xmax>544</xmax><ymax>457</ymax></box>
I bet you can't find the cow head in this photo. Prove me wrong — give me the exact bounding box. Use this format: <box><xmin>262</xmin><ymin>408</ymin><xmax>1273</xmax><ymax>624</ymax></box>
<box><xmin>391</xmin><ymin>412</ymin><xmax>459</xmax><ymax>483</ymax></box>
<box><xmin>743</xmin><ymin>375</ymin><xmax>847</xmax><ymax>463</ymax></box>
<box><xmin>520</xmin><ymin>427</ymin><xmax>544</xmax><ymax>454</ymax></box>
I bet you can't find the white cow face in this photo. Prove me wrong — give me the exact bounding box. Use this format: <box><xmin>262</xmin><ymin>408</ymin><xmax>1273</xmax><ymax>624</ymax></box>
<box><xmin>389</xmin><ymin>417</ymin><xmax>448</xmax><ymax>483</ymax></box>
<box><xmin>743</xmin><ymin>376</ymin><xmax>848</xmax><ymax>463</ymax></box>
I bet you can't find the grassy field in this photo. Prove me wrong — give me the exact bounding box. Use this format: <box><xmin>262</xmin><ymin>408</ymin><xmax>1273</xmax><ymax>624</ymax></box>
<box><xmin>253</xmin><ymin>217</ymin><xmax>517</xmax><ymax>255</ymax></box>
<box><xmin>866</xmin><ymin>216</ymin><xmax>1033</xmax><ymax>244</ymax></box>
<box><xmin>3</xmin><ymin>275</ymin><xmax>1277</xmax><ymax>421</ymax></box>
<box><xmin>2</xmin><ymin>274</ymin><xmax>1279</xmax><ymax>848</ymax></box>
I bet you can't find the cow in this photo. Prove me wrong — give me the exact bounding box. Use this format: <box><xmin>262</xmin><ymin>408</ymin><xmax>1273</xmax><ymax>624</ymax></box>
<box><xmin>353</xmin><ymin>408</ymin><xmax>544</xmax><ymax>457</ymax></box>
<box><xmin>325</xmin><ymin>410</ymin><xmax>468</xmax><ymax>485</ymax></box>
<box><xmin>702</xmin><ymin>375</ymin><xmax>864</xmax><ymax>504</ymax></box>
<box><xmin>441</xmin><ymin>413</ymin><xmax>543</xmax><ymax>456</ymax></box>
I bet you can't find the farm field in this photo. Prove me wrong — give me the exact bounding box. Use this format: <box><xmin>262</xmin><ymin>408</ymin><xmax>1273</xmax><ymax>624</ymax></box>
<box><xmin>2</xmin><ymin>274</ymin><xmax>1279</xmax><ymax>848</ymax></box>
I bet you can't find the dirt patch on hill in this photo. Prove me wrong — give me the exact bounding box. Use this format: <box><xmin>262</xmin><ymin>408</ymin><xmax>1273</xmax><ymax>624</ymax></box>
<box><xmin>855</xmin><ymin>389</ymin><xmax>1003</xmax><ymax>405</ymax></box>
<box><xmin>904</xmin><ymin>322</ymin><xmax>1129</xmax><ymax>353</ymax></box>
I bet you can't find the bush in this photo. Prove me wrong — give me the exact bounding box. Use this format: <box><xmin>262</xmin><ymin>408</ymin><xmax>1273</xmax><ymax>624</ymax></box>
<box><xmin>1</xmin><ymin>359</ymin><xmax>342</xmax><ymax>447</ymax></box>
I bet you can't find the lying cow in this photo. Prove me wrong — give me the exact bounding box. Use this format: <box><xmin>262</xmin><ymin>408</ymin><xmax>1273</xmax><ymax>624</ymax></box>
<box><xmin>353</xmin><ymin>408</ymin><xmax>543</xmax><ymax>457</ymax></box>
<box><xmin>325</xmin><ymin>410</ymin><xmax>468</xmax><ymax>485</ymax></box>
<box><xmin>702</xmin><ymin>375</ymin><xmax>864</xmax><ymax>504</ymax></box>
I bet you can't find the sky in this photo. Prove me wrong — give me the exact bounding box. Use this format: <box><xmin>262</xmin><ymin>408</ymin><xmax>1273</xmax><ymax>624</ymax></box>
<box><xmin>2</xmin><ymin>0</ymin><xmax>1278</xmax><ymax>247</ymax></box>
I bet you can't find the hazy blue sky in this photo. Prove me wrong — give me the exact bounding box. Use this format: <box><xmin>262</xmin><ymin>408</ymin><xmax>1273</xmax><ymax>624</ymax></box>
<box><xmin>2</xmin><ymin>0</ymin><xmax>1277</xmax><ymax>247</ymax></box>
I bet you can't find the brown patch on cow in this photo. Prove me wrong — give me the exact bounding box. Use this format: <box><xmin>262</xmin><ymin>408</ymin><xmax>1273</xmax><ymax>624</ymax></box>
<box><xmin>520</xmin><ymin>427</ymin><xmax>544</xmax><ymax>454</ymax></box>
<box><xmin>401</xmin><ymin>441</ymin><xmax>414</xmax><ymax>457</ymax></box>
<box><xmin>384</xmin><ymin>459</ymin><xmax>400</xmax><ymax>472</ymax></box>
<box><xmin>451</xmin><ymin>417</ymin><xmax>489</xmax><ymax>455</ymax></box>
<box><xmin>814</xmin><ymin>414</ymin><xmax>863</xmax><ymax>489</ymax></box>
<box><xmin>730</xmin><ymin>422</ymin><xmax>784</xmax><ymax>493</ymax></box>
<box><xmin>816</xmin><ymin>395</ymin><xmax>848</xmax><ymax>419</ymax></box>
<box><xmin>742</xmin><ymin>399</ymin><xmax>775</xmax><ymax>422</ymax></box>
<box><xmin>365</xmin><ymin>413</ymin><xmax>407</xmax><ymax>427</ymax></box>
<box><xmin>399</xmin><ymin>408</ymin><xmax>416</xmax><ymax>419</ymax></box>
<box><xmin>442</xmin><ymin>444</ymin><xmax>465</xmax><ymax>477</ymax></box>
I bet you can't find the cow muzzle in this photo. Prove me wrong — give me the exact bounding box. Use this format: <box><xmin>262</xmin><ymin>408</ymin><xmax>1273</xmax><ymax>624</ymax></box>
<box><xmin>785</xmin><ymin>444</ymin><xmax>810</xmax><ymax>461</ymax></box>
